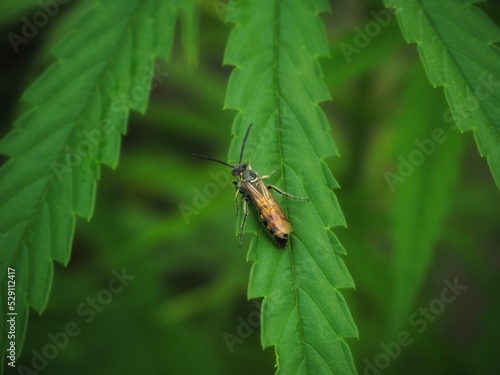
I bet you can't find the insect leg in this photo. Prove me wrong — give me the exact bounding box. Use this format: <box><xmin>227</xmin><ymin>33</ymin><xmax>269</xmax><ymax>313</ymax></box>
<box><xmin>268</xmin><ymin>185</ymin><xmax>309</xmax><ymax>201</ymax></box>
<box><xmin>261</xmin><ymin>168</ymin><xmax>278</xmax><ymax>179</ymax></box>
<box><xmin>232</xmin><ymin>181</ymin><xmax>240</xmax><ymax>217</ymax></box>
<box><xmin>239</xmin><ymin>196</ymin><xmax>249</xmax><ymax>248</ymax></box>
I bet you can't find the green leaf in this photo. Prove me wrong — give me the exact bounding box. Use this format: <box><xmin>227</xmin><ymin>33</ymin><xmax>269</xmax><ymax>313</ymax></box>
<box><xmin>385</xmin><ymin>66</ymin><xmax>464</xmax><ymax>335</ymax></box>
<box><xmin>385</xmin><ymin>0</ymin><xmax>500</xmax><ymax>188</ymax></box>
<box><xmin>224</xmin><ymin>1</ymin><xmax>357</xmax><ymax>373</ymax></box>
<box><xmin>0</xmin><ymin>0</ymin><xmax>195</xmax><ymax>368</ymax></box>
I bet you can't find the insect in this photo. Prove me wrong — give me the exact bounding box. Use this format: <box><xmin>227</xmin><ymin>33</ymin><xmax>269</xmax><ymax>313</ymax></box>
<box><xmin>192</xmin><ymin>124</ymin><xmax>308</xmax><ymax>248</ymax></box>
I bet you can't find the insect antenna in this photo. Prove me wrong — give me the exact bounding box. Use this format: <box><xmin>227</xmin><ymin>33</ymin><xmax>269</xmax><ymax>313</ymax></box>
<box><xmin>238</xmin><ymin>123</ymin><xmax>253</xmax><ymax>163</ymax></box>
<box><xmin>191</xmin><ymin>154</ymin><xmax>234</xmax><ymax>168</ymax></box>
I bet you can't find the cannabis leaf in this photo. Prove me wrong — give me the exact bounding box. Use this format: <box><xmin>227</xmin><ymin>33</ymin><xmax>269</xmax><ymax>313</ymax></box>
<box><xmin>224</xmin><ymin>0</ymin><xmax>357</xmax><ymax>373</ymax></box>
<box><xmin>385</xmin><ymin>0</ymin><xmax>500</xmax><ymax>188</ymax></box>
<box><xmin>0</xmin><ymin>0</ymin><xmax>196</xmax><ymax>369</ymax></box>
<box><xmin>386</xmin><ymin>67</ymin><xmax>464</xmax><ymax>334</ymax></box>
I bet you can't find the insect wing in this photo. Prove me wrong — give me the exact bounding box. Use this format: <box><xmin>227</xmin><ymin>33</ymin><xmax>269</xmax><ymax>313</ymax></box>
<box><xmin>243</xmin><ymin>178</ymin><xmax>291</xmax><ymax>247</ymax></box>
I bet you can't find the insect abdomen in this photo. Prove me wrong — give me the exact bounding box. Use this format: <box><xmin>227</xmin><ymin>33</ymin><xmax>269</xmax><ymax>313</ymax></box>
<box><xmin>257</xmin><ymin>204</ymin><xmax>291</xmax><ymax>248</ymax></box>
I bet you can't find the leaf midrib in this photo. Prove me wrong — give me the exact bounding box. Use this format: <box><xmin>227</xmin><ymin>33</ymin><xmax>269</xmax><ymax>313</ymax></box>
<box><xmin>271</xmin><ymin>0</ymin><xmax>310</xmax><ymax>373</ymax></box>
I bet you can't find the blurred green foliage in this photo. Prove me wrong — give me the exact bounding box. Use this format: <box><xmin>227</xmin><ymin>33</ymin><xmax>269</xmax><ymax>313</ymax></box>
<box><xmin>0</xmin><ymin>1</ymin><xmax>499</xmax><ymax>374</ymax></box>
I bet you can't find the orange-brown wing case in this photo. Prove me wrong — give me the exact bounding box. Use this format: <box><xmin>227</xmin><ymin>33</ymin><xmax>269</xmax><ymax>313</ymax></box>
<box><xmin>243</xmin><ymin>179</ymin><xmax>291</xmax><ymax>247</ymax></box>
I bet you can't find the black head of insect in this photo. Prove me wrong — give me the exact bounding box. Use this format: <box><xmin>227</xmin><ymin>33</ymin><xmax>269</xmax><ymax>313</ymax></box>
<box><xmin>191</xmin><ymin>123</ymin><xmax>254</xmax><ymax>175</ymax></box>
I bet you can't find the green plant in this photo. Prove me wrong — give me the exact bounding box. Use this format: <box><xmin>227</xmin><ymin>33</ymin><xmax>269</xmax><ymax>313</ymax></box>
<box><xmin>1</xmin><ymin>1</ymin><xmax>499</xmax><ymax>374</ymax></box>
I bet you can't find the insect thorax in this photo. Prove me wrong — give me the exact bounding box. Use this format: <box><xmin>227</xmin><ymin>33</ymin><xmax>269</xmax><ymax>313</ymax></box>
<box><xmin>241</xmin><ymin>169</ymin><xmax>259</xmax><ymax>183</ymax></box>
